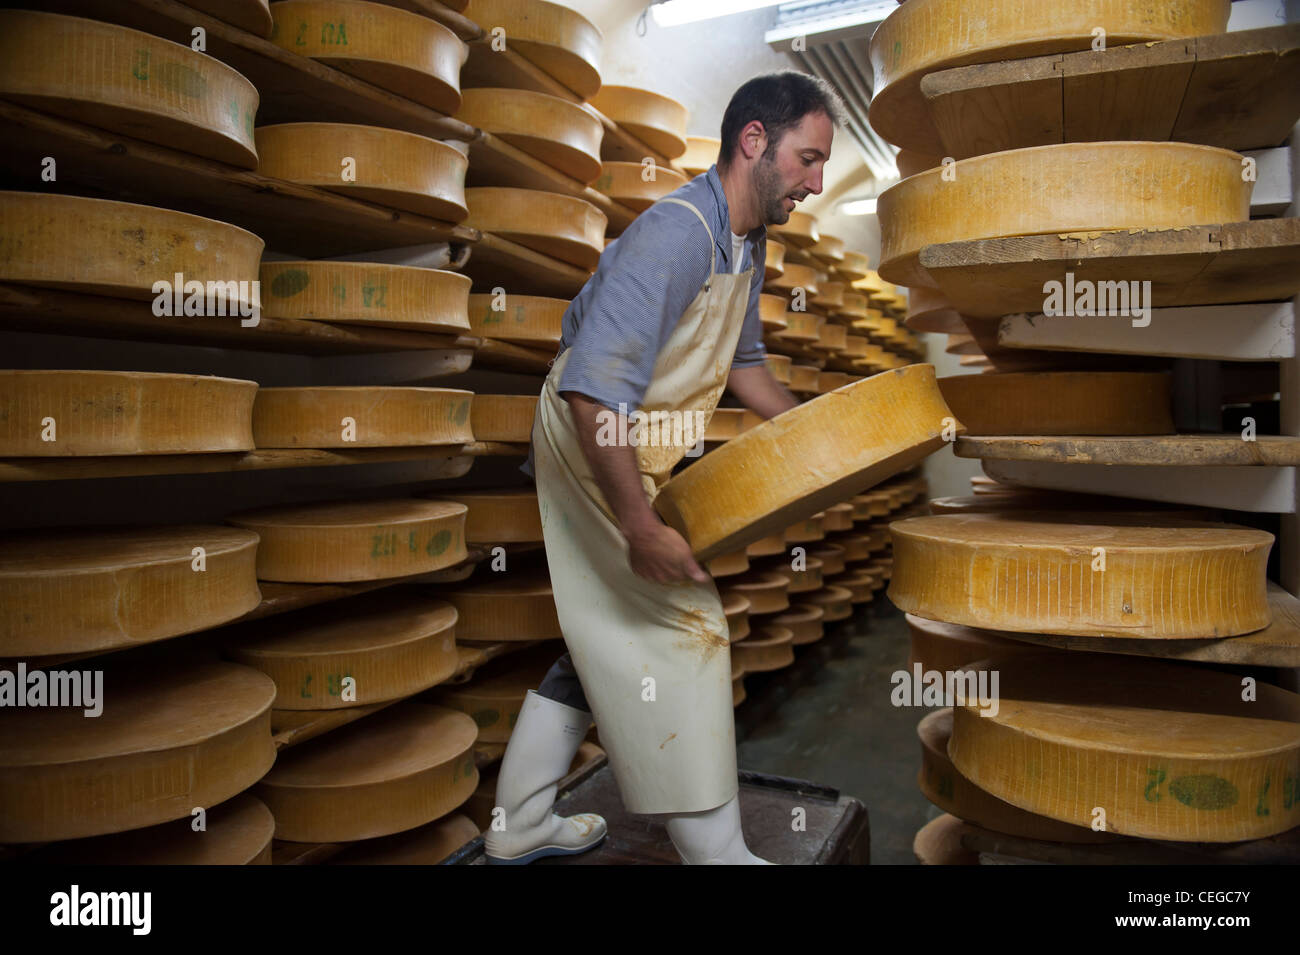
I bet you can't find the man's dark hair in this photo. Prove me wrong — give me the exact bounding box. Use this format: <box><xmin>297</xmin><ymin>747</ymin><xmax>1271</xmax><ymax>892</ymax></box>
<box><xmin>717</xmin><ymin>71</ymin><xmax>847</xmax><ymax>172</ymax></box>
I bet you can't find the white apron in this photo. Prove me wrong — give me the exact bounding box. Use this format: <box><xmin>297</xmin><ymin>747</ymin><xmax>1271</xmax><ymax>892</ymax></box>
<box><xmin>532</xmin><ymin>197</ymin><xmax>754</xmax><ymax>813</ymax></box>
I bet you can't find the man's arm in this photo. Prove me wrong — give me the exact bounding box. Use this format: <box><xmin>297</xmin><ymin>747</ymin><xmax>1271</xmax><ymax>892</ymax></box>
<box><xmin>727</xmin><ymin>364</ymin><xmax>800</xmax><ymax>420</ymax></box>
<box><xmin>563</xmin><ymin>391</ymin><xmax>710</xmax><ymax>585</ymax></box>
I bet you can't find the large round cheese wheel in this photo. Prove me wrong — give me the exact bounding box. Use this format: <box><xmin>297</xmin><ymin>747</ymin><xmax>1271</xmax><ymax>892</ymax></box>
<box><xmin>868</xmin><ymin>0</ymin><xmax>1231</xmax><ymax>153</ymax></box>
<box><xmin>225</xmin><ymin>592</ymin><xmax>458</xmax><ymax>710</ymax></box>
<box><xmin>252</xmin><ymin>387</ymin><xmax>471</xmax><ymax>449</ymax></box>
<box><xmin>228</xmin><ymin>498</ymin><xmax>467</xmax><ymax>582</ymax></box>
<box><xmin>256</xmin><ymin>701</ymin><xmax>478</xmax><ymax>842</ymax></box>
<box><xmin>708</xmin><ymin>547</ymin><xmax>750</xmax><ymax>577</ymax></box>
<box><xmin>805</xmin><ymin>584</ymin><xmax>852</xmax><ymax>621</ymax></box>
<box><xmin>466</xmin><ymin>292</ymin><xmax>566</xmax><ymax>346</ymax></box>
<box><xmin>430</xmin><ymin>651</ymin><xmax>555</xmax><ymax>743</ymax></box>
<box><xmin>255</xmin><ymin>123</ymin><xmax>468</xmax><ymax>222</ymax></box>
<box><xmin>0</xmin><ymin>661</ymin><xmax>276</xmax><ymax>843</ymax></box>
<box><xmin>938</xmin><ymin>372</ymin><xmax>1173</xmax><ymax>436</ymax></box>
<box><xmin>439</xmin><ymin>566</ymin><xmax>561</xmax><ymax>642</ymax></box>
<box><xmin>919</xmin><ymin>709</ymin><xmax>1114</xmax><ymax>844</ymax></box>
<box><xmin>25</xmin><ymin>793</ymin><xmax>276</xmax><ymax>864</ymax></box>
<box><xmin>471</xmin><ymin>395</ymin><xmax>538</xmax><ymax>443</ymax></box>
<box><xmin>588</xmin><ymin>85</ymin><xmax>688</xmax><ymax>159</ymax></box>
<box><xmin>0</xmin><ymin>11</ymin><xmax>258</xmax><ymax>167</ymax></box>
<box><xmin>906</xmin><ymin>613</ymin><xmax>1040</xmax><ymax>673</ymax></box>
<box><xmin>770</xmin><ymin>211</ymin><xmax>819</xmax><ymax>249</ymax></box>
<box><xmin>731</xmin><ymin>625</ymin><xmax>795</xmax><ymax>672</ymax></box>
<box><xmin>268</xmin><ymin>0</ymin><xmax>464</xmax><ymax>114</ymax></box>
<box><xmin>877</xmin><ymin>142</ymin><xmax>1250</xmax><ymax>287</ymax></box>
<box><xmin>774</xmin><ymin>604</ymin><xmax>825</xmax><ymax>646</ymax></box>
<box><xmin>827</xmin><ymin>570</ymin><xmax>876</xmax><ymax>604</ymax></box>
<box><xmin>913</xmin><ymin>813</ymin><xmax>978</xmax><ymax>865</ymax></box>
<box><xmin>808</xmin><ymin>543</ymin><xmax>846</xmax><ymax>576</ymax></box>
<box><xmin>772</xmin><ymin>309</ymin><xmax>822</xmax><ymax>343</ymax></box>
<box><xmin>429</xmin><ymin>489</ymin><xmax>542</xmax><ymax>543</ymax></box>
<box><xmin>766</xmin><ymin>262</ymin><xmax>820</xmax><ymax>296</ymax></box>
<box><xmin>745</xmin><ymin>531</ymin><xmax>787</xmax><ymax>558</ymax></box>
<box><xmin>0</xmin><ymin>371</ymin><xmax>256</xmax><ymax>456</ymax></box>
<box><xmin>949</xmin><ymin>653</ymin><xmax>1300</xmax><ymax>842</ymax></box>
<box><xmin>0</xmin><ymin>192</ymin><xmax>263</xmax><ymax>301</ymax></box>
<box><xmin>679</xmin><ymin>136</ymin><xmax>719</xmax><ymax>177</ymax></box>
<box><xmin>594</xmin><ymin>161</ymin><xmax>688</xmax><ymax>211</ymax></box>
<box><xmin>785</xmin><ymin>513</ymin><xmax>825</xmax><ymax>544</ymax></box>
<box><xmin>654</xmin><ymin>365</ymin><xmax>959</xmax><ymax>561</ymax></box>
<box><xmin>457</xmin><ymin>87</ymin><xmax>602</xmax><ymax>184</ymax></box>
<box><xmin>838</xmin><ymin>251</ymin><xmax>870</xmax><ymax>282</ymax></box>
<box><xmin>764</xmin><ymin>239</ymin><xmax>786</xmax><ymax>280</ymax></box>
<box><xmin>758</xmin><ymin>293</ymin><xmax>790</xmax><ymax>333</ymax></box>
<box><xmin>724</xmin><ymin>592</ymin><xmax>751</xmax><ymax>642</ymax></box>
<box><xmin>788</xmin><ymin>364</ymin><xmax>821</xmax><ymax>393</ymax></box>
<box><xmin>889</xmin><ymin>513</ymin><xmax>1273</xmax><ymax>638</ymax></box>
<box><xmin>723</xmin><ymin>571</ymin><xmax>790</xmax><ymax>615</ymax></box>
<box><xmin>464</xmin><ymin>188</ymin><xmax>606</xmax><ymax>270</ymax></box>
<box><xmin>463</xmin><ymin>0</ymin><xmax>601</xmax><ymax>99</ymax></box>
<box><xmin>260</xmin><ymin>262</ymin><xmax>471</xmax><ymax>333</ymax></box>
<box><xmin>329</xmin><ymin>812</ymin><xmax>479</xmax><ymax>864</ymax></box>
<box><xmin>0</xmin><ymin>525</ymin><xmax>260</xmax><ymax>657</ymax></box>
<box><xmin>905</xmin><ymin>285</ymin><xmax>967</xmax><ymax>334</ymax></box>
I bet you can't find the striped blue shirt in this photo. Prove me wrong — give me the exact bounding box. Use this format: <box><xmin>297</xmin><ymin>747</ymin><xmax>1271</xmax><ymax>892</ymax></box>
<box><xmin>521</xmin><ymin>163</ymin><xmax>768</xmax><ymax>478</ymax></box>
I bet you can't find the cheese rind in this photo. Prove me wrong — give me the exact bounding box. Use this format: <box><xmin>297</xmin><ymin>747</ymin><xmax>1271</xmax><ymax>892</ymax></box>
<box><xmin>429</xmin><ymin>489</ymin><xmax>542</xmax><ymax>543</ymax></box>
<box><xmin>464</xmin><ymin>187</ymin><xmax>607</xmax><ymax>270</ymax></box>
<box><xmin>466</xmin><ymin>293</ymin><xmax>566</xmax><ymax>346</ymax></box>
<box><xmin>458</xmin><ymin>87</ymin><xmax>603</xmax><ymax>183</ymax></box>
<box><xmin>588</xmin><ymin>85</ymin><xmax>689</xmax><ymax>160</ymax></box>
<box><xmin>731</xmin><ymin>625</ymin><xmax>795</xmax><ymax>672</ymax></box>
<box><xmin>594</xmin><ymin>161</ymin><xmax>688</xmax><ymax>211</ymax></box>
<box><xmin>462</xmin><ymin>0</ymin><xmax>602</xmax><ymax>99</ymax></box>
<box><xmin>470</xmin><ymin>395</ymin><xmax>538</xmax><ymax>443</ymax></box>
<box><xmin>938</xmin><ymin>372</ymin><xmax>1174</xmax><ymax>435</ymax></box>
<box><xmin>261</xmin><ymin>262</ymin><xmax>471</xmax><ymax>332</ymax></box>
<box><xmin>252</xmin><ymin>387</ymin><xmax>473</xmax><ymax>448</ymax></box>
<box><xmin>439</xmin><ymin>567</ymin><xmax>562</xmax><ymax>641</ymax></box>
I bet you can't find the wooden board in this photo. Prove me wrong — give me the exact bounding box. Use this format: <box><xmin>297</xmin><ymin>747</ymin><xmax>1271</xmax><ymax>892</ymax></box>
<box><xmin>956</xmin><ymin>434</ymin><xmax>1300</xmax><ymax>467</ymax></box>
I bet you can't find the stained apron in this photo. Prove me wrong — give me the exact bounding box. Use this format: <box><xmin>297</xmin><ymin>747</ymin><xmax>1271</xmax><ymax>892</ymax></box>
<box><xmin>532</xmin><ymin>197</ymin><xmax>755</xmax><ymax>813</ymax></box>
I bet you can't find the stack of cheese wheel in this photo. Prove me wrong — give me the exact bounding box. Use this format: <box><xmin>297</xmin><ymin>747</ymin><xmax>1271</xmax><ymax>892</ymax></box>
<box><xmin>438</xmin><ymin>564</ymin><xmax>562</xmax><ymax>642</ymax></box>
<box><xmin>457</xmin><ymin>87</ymin><xmax>603</xmax><ymax>184</ymax></box>
<box><xmin>228</xmin><ymin>497</ymin><xmax>467</xmax><ymax>582</ymax></box>
<box><xmin>471</xmin><ymin>395</ymin><xmax>538</xmax><ymax>443</ymax></box>
<box><xmin>260</xmin><ymin>262</ymin><xmax>471</xmax><ymax>333</ymax></box>
<box><xmin>724</xmin><ymin>570</ymin><xmax>796</xmax><ymax>673</ymax></box>
<box><xmin>938</xmin><ymin>372</ymin><xmax>1174</xmax><ymax>436</ymax></box>
<box><xmin>464</xmin><ymin>187</ymin><xmax>606</xmax><ymax>269</ymax></box>
<box><xmin>459</xmin><ymin>0</ymin><xmax>602</xmax><ymax>100</ymax></box>
<box><xmin>225</xmin><ymin>591</ymin><xmax>459</xmax><ymax>711</ymax></box>
<box><xmin>0</xmin><ymin>192</ymin><xmax>263</xmax><ymax>300</ymax></box>
<box><xmin>428</xmin><ymin>488</ymin><xmax>542</xmax><ymax>544</ymax></box>
<box><xmin>0</xmin><ymin>525</ymin><xmax>261</xmax><ymax>658</ymax></box>
<box><xmin>427</xmin><ymin>644</ymin><xmax>559</xmax><ymax>744</ymax></box>
<box><xmin>680</xmin><ymin>136</ymin><xmax>719</xmax><ymax>177</ymax></box>
<box><xmin>0</xmin><ymin>11</ymin><xmax>260</xmax><ymax>167</ymax></box>
<box><xmin>588</xmin><ymin>85</ymin><xmax>688</xmax><ymax>160</ymax></box>
<box><xmin>256</xmin><ymin>701</ymin><xmax>479</xmax><ymax>843</ymax></box>
<box><xmin>0</xmin><ymin>660</ymin><xmax>276</xmax><ymax>843</ymax></box>
<box><xmin>252</xmin><ymin>386</ymin><xmax>473</xmax><ymax>448</ymax></box>
<box><xmin>256</xmin><ymin>123</ymin><xmax>468</xmax><ymax>222</ymax></box>
<box><xmin>0</xmin><ymin>371</ymin><xmax>257</xmax><ymax>456</ymax></box>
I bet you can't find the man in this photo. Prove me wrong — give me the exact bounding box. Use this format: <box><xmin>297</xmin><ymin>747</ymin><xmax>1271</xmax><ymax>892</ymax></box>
<box><xmin>484</xmin><ymin>71</ymin><xmax>846</xmax><ymax>865</ymax></box>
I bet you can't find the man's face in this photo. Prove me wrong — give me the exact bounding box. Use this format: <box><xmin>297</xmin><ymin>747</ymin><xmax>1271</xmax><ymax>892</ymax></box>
<box><xmin>751</xmin><ymin>110</ymin><xmax>833</xmax><ymax>226</ymax></box>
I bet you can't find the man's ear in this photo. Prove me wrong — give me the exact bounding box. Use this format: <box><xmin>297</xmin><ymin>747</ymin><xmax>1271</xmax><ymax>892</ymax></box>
<box><xmin>739</xmin><ymin>120</ymin><xmax>767</xmax><ymax>163</ymax></box>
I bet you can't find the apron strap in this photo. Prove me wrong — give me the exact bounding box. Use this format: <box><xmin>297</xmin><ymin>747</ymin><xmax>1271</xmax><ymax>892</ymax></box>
<box><xmin>658</xmin><ymin>197</ymin><xmax>717</xmax><ymax>287</ymax></box>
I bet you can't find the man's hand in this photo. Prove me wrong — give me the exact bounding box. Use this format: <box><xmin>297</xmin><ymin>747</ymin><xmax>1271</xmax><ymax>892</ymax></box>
<box><xmin>625</xmin><ymin>514</ymin><xmax>711</xmax><ymax>585</ymax></box>
<box><xmin>727</xmin><ymin>364</ymin><xmax>800</xmax><ymax>419</ymax></box>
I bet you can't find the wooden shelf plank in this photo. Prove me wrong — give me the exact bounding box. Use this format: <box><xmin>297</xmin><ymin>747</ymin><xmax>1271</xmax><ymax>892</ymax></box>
<box><xmin>461</xmin><ymin>232</ymin><xmax>592</xmax><ymax>298</ymax></box>
<box><xmin>923</xmin><ymin>24</ymin><xmax>1300</xmax><ymax>159</ymax></box>
<box><xmin>0</xmin><ymin>101</ymin><xmax>478</xmax><ymax>258</ymax></box>
<box><xmin>982</xmin><ymin>459</ymin><xmax>1296</xmax><ymax>514</ymax></box>
<box><xmin>385</xmin><ymin>0</ymin><xmax>483</xmax><ymax>42</ymax></box>
<box><xmin>471</xmin><ymin>338</ymin><xmax>557</xmax><ymax>375</ymax></box>
<box><xmin>0</xmin><ymin>283</ymin><xmax>480</xmax><ymax>356</ymax></box>
<box><xmin>998</xmin><ymin>302</ymin><xmax>1295</xmax><ymax>361</ymax></box>
<box><xmin>31</xmin><ymin>0</ymin><xmax>479</xmax><ymax>141</ymax></box>
<box><xmin>955</xmin><ymin>434</ymin><xmax>1300</xmax><ymax>468</ymax></box>
<box><xmin>921</xmin><ymin>219</ymin><xmax>1300</xmax><ymax>319</ymax></box>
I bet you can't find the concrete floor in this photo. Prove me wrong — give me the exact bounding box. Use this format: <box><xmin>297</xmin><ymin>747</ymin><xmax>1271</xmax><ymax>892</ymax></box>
<box><xmin>734</xmin><ymin>601</ymin><xmax>940</xmax><ymax>865</ymax></box>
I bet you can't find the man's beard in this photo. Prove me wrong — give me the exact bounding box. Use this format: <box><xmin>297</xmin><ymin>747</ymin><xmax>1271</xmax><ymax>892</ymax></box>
<box><xmin>751</xmin><ymin>155</ymin><xmax>791</xmax><ymax>226</ymax></box>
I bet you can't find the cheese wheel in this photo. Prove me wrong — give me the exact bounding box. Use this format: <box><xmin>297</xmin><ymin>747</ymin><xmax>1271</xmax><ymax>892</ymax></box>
<box><xmin>457</xmin><ymin>87</ymin><xmax>602</xmax><ymax>183</ymax></box>
<box><xmin>808</xmin><ymin>544</ymin><xmax>846</xmax><ymax>576</ymax></box>
<box><xmin>463</xmin><ymin>0</ymin><xmax>601</xmax><ymax>99</ymax></box>
<box><xmin>919</xmin><ymin>709</ymin><xmax>1115</xmax><ymax>845</ymax></box>
<box><xmin>731</xmin><ymin>625</ymin><xmax>795</xmax><ymax>672</ymax></box>
<box><xmin>949</xmin><ymin>653</ymin><xmax>1300</xmax><ymax>842</ymax></box>
<box><xmin>906</xmin><ymin>613</ymin><xmax>1040</xmax><ymax>674</ymax></box>
<box><xmin>764</xmin><ymin>239</ymin><xmax>786</xmax><ymax>280</ymax></box>
<box><xmin>877</xmin><ymin>142</ymin><xmax>1250</xmax><ymax>287</ymax></box>
<box><xmin>868</xmin><ymin>0</ymin><xmax>1231</xmax><ymax>153</ymax></box>
<box><xmin>0</xmin><ymin>11</ymin><xmax>258</xmax><ymax>167</ymax></box>
<box><xmin>654</xmin><ymin>365</ymin><xmax>959</xmax><ymax>561</ymax></box>
<box><xmin>772</xmin><ymin>310</ymin><xmax>823</xmax><ymax>343</ymax></box>
<box><xmin>588</xmin><ymin>85</ymin><xmax>688</xmax><ymax>159</ymax></box>
<box><xmin>866</xmin><ymin>557</ymin><xmax>893</xmax><ymax>583</ymax></box>
<box><xmin>330</xmin><ymin>812</ymin><xmax>480</xmax><ymax>864</ymax></box>
<box><xmin>810</xmin><ymin>234</ymin><xmax>845</xmax><ymax>264</ymax></box>
<box><xmin>766</xmin><ymin>262</ymin><xmax>820</xmax><ymax>295</ymax></box>
<box><xmin>814</xmin><ymin>322</ymin><xmax>847</xmax><ymax>352</ymax></box>
<box><xmin>745</xmin><ymin>531</ymin><xmax>787</xmax><ymax>558</ymax></box>
<box><xmin>0</xmin><ymin>525</ymin><xmax>260</xmax><ymax>657</ymax></box>
<box><xmin>268</xmin><ymin>0</ymin><xmax>464</xmax><ymax>114</ymax></box>
<box><xmin>812</xmin><ymin>282</ymin><xmax>846</xmax><ymax>311</ymax></box>
<box><xmin>939</xmin><ymin>372</ymin><xmax>1173</xmax><ymax>436</ymax></box>
<box><xmin>704</xmin><ymin>408</ymin><xmax>748</xmax><ymax>443</ymax></box>
<box><xmin>0</xmin><ymin>661</ymin><xmax>276</xmax><ymax>843</ymax></box>
<box><xmin>774</xmin><ymin>604</ymin><xmax>825</xmax><ymax>646</ymax></box>
<box><xmin>817</xmin><ymin>371</ymin><xmax>851</xmax><ymax>394</ymax></box>
<box><xmin>0</xmin><ymin>370</ymin><xmax>256</xmax><ymax>456</ymax></box>
<box><xmin>429</xmin><ymin>647</ymin><xmax>557</xmax><ymax>742</ymax></box>
<box><xmin>256</xmin><ymin>702</ymin><xmax>477</xmax><ymax>843</ymax></box>
<box><xmin>594</xmin><ymin>161</ymin><xmax>688</xmax><ymax>211</ymax></box>
<box><xmin>252</xmin><ymin>387</ymin><xmax>473</xmax><ymax>448</ymax></box>
<box><xmin>805</xmin><ymin>584</ymin><xmax>852</xmax><ymax>621</ymax></box>
<box><xmin>723</xmin><ymin>571</ymin><xmax>791</xmax><ymax>616</ymax></box>
<box><xmin>260</xmin><ymin>262</ymin><xmax>471</xmax><ymax>332</ymax></box>
<box><xmin>788</xmin><ymin>364</ymin><xmax>821</xmax><ymax>394</ymax></box>
<box><xmin>822</xmin><ymin>503</ymin><xmax>855</xmax><ymax>532</ymax></box>
<box><xmin>439</xmin><ymin>566</ymin><xmax>561</xmax><ymax>641</ymax></box>
<box><xmin>770</xmin><ymin>211</ymin><xmax>819</xmax><ymax>249</ymax></box>
<box><xmin>765</xmin><ymin>354</ymin><xmax>793</xmax><ymax>385</ymax></box>
<box><xmin>913</xmin><ymin>813</ymin><xmax>979</xmax><ymax>865</ymax></box>
<box><xmin>889</xmin><ymin>513</ymin><xmax>1273</xmax><ymax>638</ymax></box>
<box><xmin>841</xmin><ymin>334</ymin><xmax>870</xmax><ymax>359</ymax></box>
<box><xmin>24</xmin><ymin>793</ymin><xmax>275</xmax><ymax>865</ymax></box>
<box><xmin>710</xmin><ymin>548</ymin><xmax>750</xmax><ymax>578</ymax></box>
<box><xmin>767</xmin><ymin>555</ymin><xmax>822</xmax><ymax>594</ymax></box>
<box><xmin>471</xmin><ymin>395</ymin><xmax>538</xmax><ymax>443</ymax></box>
<box><xmin>466</xmin><ymin>292</ymin><xmax>566</xmax><ymax>346</ymax></box>
<box><xmin>827</xmin><ymin>570</ymin><xmax>875</xmax><ymax>604</ymax></box>
<box><xmin>0</xmin><ymin>192</ymin><xmax>263</xmax><ymax>302</ymax></box>
<box><xmin>905</xmin><ymin>285</ymin><xmax>967</xmax><ymax>334</ymax></box>
<box><xmin>429</xmin><ymin>489</ymin><xmax>541</xmax><ymax>543</ymax></box>
<box><xmin>225</xmin><ymin>592</ymin><xmax>458</xmax><ymax>710</ymax></box>
<box><xmin>785</xmin><ymin>513</ymin><xmax>825</xmax><ymax>544</ymax></box>
<box><xmin>464</xmin><ymin>188</ymin><xmax>606</xmax><ymax>270</ymax></box>
<box><xmin>724</xmin><ymin>592</ymin><xmax>750</xmax><ymax>642</ymax></box>
<box><xmin>680</xmin><ymin>136</ymin><xmax>719</xmax><ymax>177</ymax></box>
<box><xmin>228</xmin><ymin>498</ymin><xmax>467</xmax><ymax>583</ymax></box>
<box><xmin>758</xmin><ymin>293</ymin><xmax>790</xmax><ymax>332</ymax></box>
<box><xmin>838</xmin><ymin>251</ymin><xmax>870</xmax><ymax>282</ymax></box>
<box><xmin>255</xmin><ymin>123</ymin><xmax>468</xmax><ymax>222</ymax></box>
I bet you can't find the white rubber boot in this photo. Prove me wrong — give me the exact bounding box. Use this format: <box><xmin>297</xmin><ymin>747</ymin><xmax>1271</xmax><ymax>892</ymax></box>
<box><xmin>664</xmin><ymin>795</ymin><xmax>776</xmax><ymax>865</ymax></box>
<box><xmin>483</xmin><ymin>690</ymin><xmax>607</xmax><ymax>865</ymax></box>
